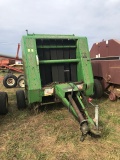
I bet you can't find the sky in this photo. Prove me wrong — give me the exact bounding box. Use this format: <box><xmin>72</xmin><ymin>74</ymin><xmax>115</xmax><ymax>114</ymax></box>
<box><xmin>0</xmin><ymin>0</ymin><xmax>120</xmax><ymax>57</ymax></box>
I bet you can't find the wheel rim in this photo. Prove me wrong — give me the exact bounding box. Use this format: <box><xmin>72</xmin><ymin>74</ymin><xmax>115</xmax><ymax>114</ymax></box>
<box><xmin>19</xmin><ymin>79</ymin><xmax>25</xmax><ymax>88</ymax></box>
<box><xmin>6</xmin><ymin>78</ymin><xmax>15</xmax><ymax>86</ymax></box>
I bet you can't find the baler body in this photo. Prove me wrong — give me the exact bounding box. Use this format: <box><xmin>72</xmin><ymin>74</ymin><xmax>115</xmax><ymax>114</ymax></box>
<box><xmin>21</xmin><ymin>34</ymin><xmax>94</xmax><ymax>105</ymax></box>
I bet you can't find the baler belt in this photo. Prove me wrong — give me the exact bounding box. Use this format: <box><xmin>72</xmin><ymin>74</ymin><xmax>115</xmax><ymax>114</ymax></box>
<box><xmin>64</xmin><ymin>49</ymin><xmax>70</xmax><ymax>81</ymax></box>
<box><xmin>51</xmin><ymin>49</ymin><xmax>59</xmax><ymax>82</ymax></box>
<box><xmin>69</xmin><ymin>49</ymin><xmax>77</xmax><ymax>82</ymax></box>
<box><xmin>51</xmin><ymin>49</ymin><xmax>65</xmax><ymax>82</ymax></box>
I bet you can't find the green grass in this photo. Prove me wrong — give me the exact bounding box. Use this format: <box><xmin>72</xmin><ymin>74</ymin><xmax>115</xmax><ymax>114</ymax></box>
<box><xmin>0</xmin><ymin>73</ymin><xmax>120</xmax><ymax>160</ymax></box>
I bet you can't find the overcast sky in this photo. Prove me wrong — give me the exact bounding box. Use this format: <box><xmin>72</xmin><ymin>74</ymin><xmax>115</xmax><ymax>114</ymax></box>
<box><xmin>0</xmin><ymin>0</ymin><xmax>120</xmax><ymax>57</ymax></box>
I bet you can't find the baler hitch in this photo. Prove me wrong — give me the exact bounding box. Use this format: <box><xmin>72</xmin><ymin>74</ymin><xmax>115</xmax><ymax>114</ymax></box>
<box><xmin>55</xmin><ymin>83</ymin><xmax>101</xmax><ymax>141</ymax></box>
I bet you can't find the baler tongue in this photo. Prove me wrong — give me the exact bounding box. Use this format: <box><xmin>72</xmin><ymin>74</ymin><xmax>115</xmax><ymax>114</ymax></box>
<box><xmin>55</xmin><ymin>83</ymin><xmax>101</xmax><ymax>141</ymax></box>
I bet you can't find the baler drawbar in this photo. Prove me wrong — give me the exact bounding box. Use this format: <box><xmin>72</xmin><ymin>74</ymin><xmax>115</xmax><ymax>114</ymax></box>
<box><xmin>55</xmin><ymin>83</ymin><xmax>100</xmax><ymax>141</ymax></box>
<box><xmin>16</xmin><ymin>34</ymin><xmax>101</xmax><ymax>141</ymax></box>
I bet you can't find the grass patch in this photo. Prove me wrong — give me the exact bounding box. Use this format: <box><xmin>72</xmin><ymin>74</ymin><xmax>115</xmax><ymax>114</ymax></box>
<box><xmin>0</xmin><ymin>72</ymin><xmax>120</xmax><ymax>159</ymax></box>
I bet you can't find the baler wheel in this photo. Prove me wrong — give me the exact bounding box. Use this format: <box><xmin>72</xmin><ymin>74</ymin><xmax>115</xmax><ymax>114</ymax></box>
<box><xmin>16</xmin><ymin>90</ymin><xmax>26</xmax><ymax>109</ymax></box>
<box><xmin>3</xmin><ymin>74</ymin><xmax>17</xmax><ymax>88</ymax></box>
<box><xmin>17</xmin><ymin>77</ymin><xmax>25</xmax><ymax>88</ymax></box>
<box><xmin>0</xmin><ymin>92</ymin><xmax>8</xmax><ymax>115</ymax></box>
<box><xmin>92</xmin><ymin>79</ymin><xmax>103</xmax><ymax>99</ymax></box>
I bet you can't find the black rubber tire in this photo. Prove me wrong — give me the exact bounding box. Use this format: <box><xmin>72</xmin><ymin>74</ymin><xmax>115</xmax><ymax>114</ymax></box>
<box><xmin>17</xmin><ymin>77</ymin><xmax>25</xmax><ymax>88</ymax></box>
<box><xmin>17</xmin><ymin>74</ymin><xmax>24</xmax><ymax>80</ymax></box>
<box><xmin>0</xmin><ymin>92</ymin><xmax>8</xmax><ymax>115</ymax></box>
<box><xmin>3</xmin><ymin>74</ymin><xmax>17</xmax><ymax>88</ymax></box>
<box><xmin>16</xmin><ymin>90</ymin><xmax>26</xmax><ymax>110</ymax></box>
<box><xmin>92</xmin><ymin>79</ymin><xmax>103</xmax><ymax>99</ymax></box>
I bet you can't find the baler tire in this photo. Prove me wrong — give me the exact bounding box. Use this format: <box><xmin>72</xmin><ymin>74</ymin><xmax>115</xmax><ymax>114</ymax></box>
<box><xmin>17</xmin><ymin>77</ymin><xmax>25</xmax><ymax>88</ymax></box>
<box><xmin>16</xmin><ymin>90</ymin><xmax>26</xmax><ymax>110</ymax></box>
<box><xmin>3</xmin><ymin>74</ymin><xmax>17</xmax><ymax>88</ymax></box>
<box><xmin>92</xmin><ymin>79</ymin><xmax>103</xmax><ymax>99</ymax></box>
<box><xmin>0</xmin><ymin>92</ymin><xmax>8</xmax><ymax>115</ymax></box>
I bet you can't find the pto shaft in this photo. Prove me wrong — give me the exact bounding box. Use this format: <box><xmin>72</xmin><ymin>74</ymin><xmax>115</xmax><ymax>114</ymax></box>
<box><xmin>67</xmin><ymin>94</ymin><xmax>84</xmax><ymax>123</ymax></box>
<box><xmin>67</xmin><ymin>94</ymin><xmax>89</xmax><ymax>139</ymax></box>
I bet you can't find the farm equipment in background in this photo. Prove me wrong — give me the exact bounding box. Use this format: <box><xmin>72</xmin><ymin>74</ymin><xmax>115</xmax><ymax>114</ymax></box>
<box><xmin>0</xmin><ymin>92</ymin><xmax>8</xmax><ymax>115</ymax></box>
<box><xmin>16</xmin><ymin>34</ymin><xmax>101</xmax><ymax>141</ymax></box>
<box><xmin>0</xmin><ymin>43</ymin><xmax>25</xmax><ymax>88</ymax></box>
<box><xmin>90</xmin><ymin>39</ymin><xmax>120</xmax><ymax>101</ymax></box>
<box><xmin>3</xmin><ymin>74</ymin><xmax>25</xmax><ymax>88</ymax></box>
<box><xmin>0</xmin><ymin>43</ymin><xmax>23</xmax><ymax>71</ymax></box>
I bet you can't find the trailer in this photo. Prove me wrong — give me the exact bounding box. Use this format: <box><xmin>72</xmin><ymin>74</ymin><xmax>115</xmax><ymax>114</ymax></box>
<box><xmin>16</xmin><ymin>34</ymin><xmax>101</xmax><ymax>141</ymax></box>
<box><xmin>90</xmin><ymin>39</ymin><xmax>120</xmax><ymax>100</ymax></box>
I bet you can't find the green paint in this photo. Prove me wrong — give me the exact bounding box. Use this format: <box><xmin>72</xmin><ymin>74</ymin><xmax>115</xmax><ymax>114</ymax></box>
<box><xmin>39</xmin><ymin>59</ymin><xmax>79</xmax><ymax>64</ymax></box>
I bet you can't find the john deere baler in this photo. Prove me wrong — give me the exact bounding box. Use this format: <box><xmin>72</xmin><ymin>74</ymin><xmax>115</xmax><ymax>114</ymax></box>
<box><xmin>16</xmin><ymin>34</ymin><xmax>101</xmax><ymax>141</ymax></box>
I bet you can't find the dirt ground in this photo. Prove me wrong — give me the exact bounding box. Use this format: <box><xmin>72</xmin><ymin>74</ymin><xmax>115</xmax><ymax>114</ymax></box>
<box><xmin>0</xmin><ymin>72</ymin><xmax>120</xmax><ymax>160</ymax></box>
